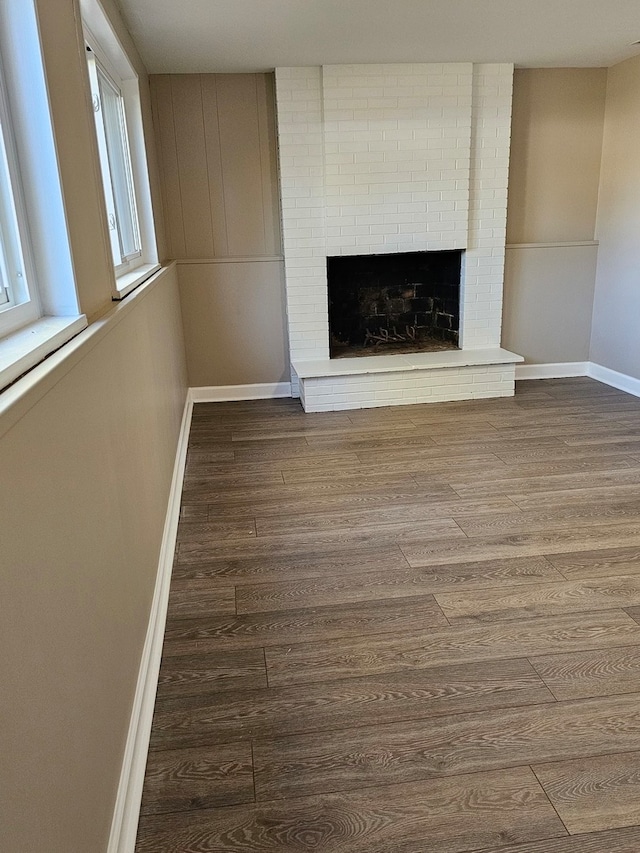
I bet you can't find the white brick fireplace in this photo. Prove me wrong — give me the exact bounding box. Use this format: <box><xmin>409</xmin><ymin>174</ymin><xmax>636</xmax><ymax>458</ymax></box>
<box><xmin>275</xmin><ymin>62</ymin><xmax>522</xmax><ymax>411</ymax></box>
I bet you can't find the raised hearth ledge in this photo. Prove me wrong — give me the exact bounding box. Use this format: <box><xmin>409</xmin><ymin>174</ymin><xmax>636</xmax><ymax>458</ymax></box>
<box><xmin>293</xmin><ymin>348</ymin><xmax>524</xmax><ymax>412</ymax></box>
<box><xmin>294</xmin><ymin>348</ymin><xmax>523</xmax><ymax>379</ymax></box>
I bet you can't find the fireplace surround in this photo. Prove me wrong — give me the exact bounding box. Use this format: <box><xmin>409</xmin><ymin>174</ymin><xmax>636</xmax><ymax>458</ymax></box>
<box><xmin>275</xmin><ymin>62</ymin><xmax>522</xmax><ymax>411</ymax></box>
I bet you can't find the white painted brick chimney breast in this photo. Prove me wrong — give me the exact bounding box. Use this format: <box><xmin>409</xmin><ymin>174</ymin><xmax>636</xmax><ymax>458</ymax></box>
<box><xmin>321</xmin><ymin>64</ymin><xmax>472</xmax><ymax>255</ymax></box>
<box><xmin>275</xmin><ymin>63</ymin><xmax>517</xmax><ymax>407</ymax></box>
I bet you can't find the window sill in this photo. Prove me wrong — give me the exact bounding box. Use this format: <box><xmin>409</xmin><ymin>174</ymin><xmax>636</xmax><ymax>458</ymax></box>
<box><xmin>113</xmin><ymin>263</ymin><xmax>161</xmax><ymax>300</ymax></box>
<box><xmin>0</xmin><ymin>315</ymin><xmax>88</xmax><ymax>392</ymax></box>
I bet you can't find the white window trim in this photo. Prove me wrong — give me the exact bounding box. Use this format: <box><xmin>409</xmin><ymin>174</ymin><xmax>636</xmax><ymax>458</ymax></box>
<box><xmin>81</xmin><ymin>0</ymin><xmax>159</xmax><ymax>300</ymax></box>
<box><xmin>0</xmin><ymin>25</ymin><xmax>41</xmax><ymax>338</ymax></box>
<box><xmin>0</xmin><ymin>316</ymin><xmax>87</xmax><ymax>391</ymax></box>
<box><xmin>86</xmin><ymin>49</ymin><xmax>133</xmax><ymax>269</ymax></box>
<box><xmin>0</xmin><ymin>0</ymin><xmax>86</xmax><ymax>394</ymax></box>
<box><xmin>114</xmin><ymin>262</ymin><xmax>162</xmax><ymax>299</ymax></box>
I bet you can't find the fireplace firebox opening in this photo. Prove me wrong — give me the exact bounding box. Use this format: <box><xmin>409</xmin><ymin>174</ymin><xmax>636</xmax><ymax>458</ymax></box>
<box><xmin>327</xmin><ymin>249</ymin><xmax>462</xmax><ymax>359</ymax></box>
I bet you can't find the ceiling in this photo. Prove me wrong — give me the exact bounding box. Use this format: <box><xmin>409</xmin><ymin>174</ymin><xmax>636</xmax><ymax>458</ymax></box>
<box><xmin>115</xmin><ymin>0</ymin><xmax>640</xmax><ymax>74</ymax></box>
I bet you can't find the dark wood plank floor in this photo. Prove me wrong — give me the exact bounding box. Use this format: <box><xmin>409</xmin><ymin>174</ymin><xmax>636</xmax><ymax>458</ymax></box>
<box><xmin>136</xmin><ymin>378</ymin><xmax>640</xmax><ymax>853</ymax></box>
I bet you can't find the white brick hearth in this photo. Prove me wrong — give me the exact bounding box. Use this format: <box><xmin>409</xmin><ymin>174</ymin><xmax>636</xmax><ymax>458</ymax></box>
<box><xmin>275</xmin><ymin>62</ymin><xmax>522</xmax><ymax>411</ymax></box>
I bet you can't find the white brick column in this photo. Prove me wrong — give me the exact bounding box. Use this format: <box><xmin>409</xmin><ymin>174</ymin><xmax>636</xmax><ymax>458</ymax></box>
<box><xmin>275</xmin><ymin>67</ymin><xmax>328</xmax><ymax>396</ymax></box>
<box><xmin>461</xmin><ymin>64</ymin><xmax>514</xmax><ymax>349</ymax></box>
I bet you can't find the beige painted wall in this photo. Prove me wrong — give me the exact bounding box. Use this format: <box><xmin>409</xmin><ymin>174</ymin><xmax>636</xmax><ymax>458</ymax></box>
<box><xmin>503</xmin><ymin>245</ymin><xmax>598</xmax><ymax>364</ymax></box>
<box><xmin>591</xmin><ymin>54</ymin><xmax>640</xmax><ymax>380</ymax></box>
<box><xmin>0</xmin><ymin>2</ymin><xmax>188</xmax><ymax>850</ymax></box>
<box><xmin>507</xmin><ymin>68</ymin><xmax>607</xmax><ymax>245</ymax></box>
<box><xmin>150</xmin><ymin>73</ymin><xmax>289</xmax><ymax>387</ymax></box>
<box><xmin>0</xmin><ymin>266</ymin><xmax>187</xmax><ymax>852</ymax></box>
<box><xmin>180</xmin><ymin>261</ymin><xmax>289</xmax><ymax>386</ymax></box>
<box><xmin>502</xmin><ymin>68</ymin><xmax>607</xmax><ymax>365</ymax></box>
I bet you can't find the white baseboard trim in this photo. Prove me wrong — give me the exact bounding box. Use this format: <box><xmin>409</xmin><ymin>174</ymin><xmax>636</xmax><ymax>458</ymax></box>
<box><xmin>514</xmin><ymin>360</ymin><xmax>640</xmax><ymax>399</ymax></box>
<box><xmin>515</xmin><ymin>362</ymin><xmax>589</xmax><ymax>380</ymax></box>
<box><xmin>107</xmin><ymin>391</ymin><xmax>193</xmax><ymax>853</ymax></box>
<box><xmin>587</xmin><ymin>362</ymin><xmax>640</xmax><ymax>398</ymax></box>
<box><xmin>189</xmin><ymin>382</ymin><xmax>292</xmax><ymax>402</ymax></box>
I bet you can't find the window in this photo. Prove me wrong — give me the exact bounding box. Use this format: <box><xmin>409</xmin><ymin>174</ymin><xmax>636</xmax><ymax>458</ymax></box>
<box><xmin>82</xmin><ymin>0</ymin><xmax>159</xmax><ymax>299</ymax></box>
<box><xmin>0</xmin><ymin>0</ymin><xmax>86</xmax><ymax>391</ymax></box>
<box><xmin>0</xmin><ymin>54</ymin><xmax>38</xmax><ymax>338</ymax></box>
<box><xmin>0</xmin><ymin>120</ymin><xmax>25</xmax><ymax>312</ymax></box>
<box><xmin>86</xmin><ymin>47</ymin><xmax>141</xmax><ymax>274</ymax></box>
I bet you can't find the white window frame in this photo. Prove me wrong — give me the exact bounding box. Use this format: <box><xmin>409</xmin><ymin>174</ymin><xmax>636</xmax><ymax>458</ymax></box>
<box><xmin>81</xmin><ymin>0</ymin><xmax>159</xmax><ymax>300</ymax></box>
<box><xmin>0</xmin><ymin>67</ymin><xmax>40</xmax><ymax>340</ymax></box>
<box><xmin>86</xmin><ymin>42</ymin><xmax>142</xmax><ymax>275</ymax></box>
<box><xmin>0</xmin><ymin>0</ymin><xmax>86</xmax><ymax>392</ymax></box>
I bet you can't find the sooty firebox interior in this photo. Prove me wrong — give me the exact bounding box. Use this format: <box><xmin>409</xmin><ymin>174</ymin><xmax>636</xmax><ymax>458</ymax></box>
<box><xmin>328</xmin><ymin>250</ymin><xmax>462</xmax><ymax>358</ymax></box>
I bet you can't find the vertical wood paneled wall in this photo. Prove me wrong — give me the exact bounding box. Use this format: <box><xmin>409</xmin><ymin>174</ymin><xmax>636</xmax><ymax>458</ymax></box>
<box><xmin>149</xmin><ymin>73</ymin><xmax>288</xmax><ymax>387</ymax></box>
<box><xmin>150</xmin><ymin>73</ymin><xmax>281</xmax><ymax>260</ymax></box>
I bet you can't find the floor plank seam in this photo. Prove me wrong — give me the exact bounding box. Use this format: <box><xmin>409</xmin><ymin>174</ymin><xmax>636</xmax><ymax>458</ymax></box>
<box><xmin>525</xmin><ymin>657</ymin><xmax>561</xmax><ymax>702</ymax></box>
<box><xmin>450</xmin><ymin>517</ymin><xmax>470</xmax><ymax>538</ymax></box>
<box><xmin>528</xmin><ymin>764</ymin><xmax>573</xmax><ymax>837</ymax></box>
<box><xmin>530</xmin><ymin>746</ymin><xmax>640</xmax><ymax>773</ymax></box>
<box><xmin>433</xmin><ymin>598</ymin><xmax>452</xmax><ymax>626</ymax></box>
<box><xmin>250</xmin><ymin>740</ymin><xmax>257</xmax><ymax>805</ymax></box>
